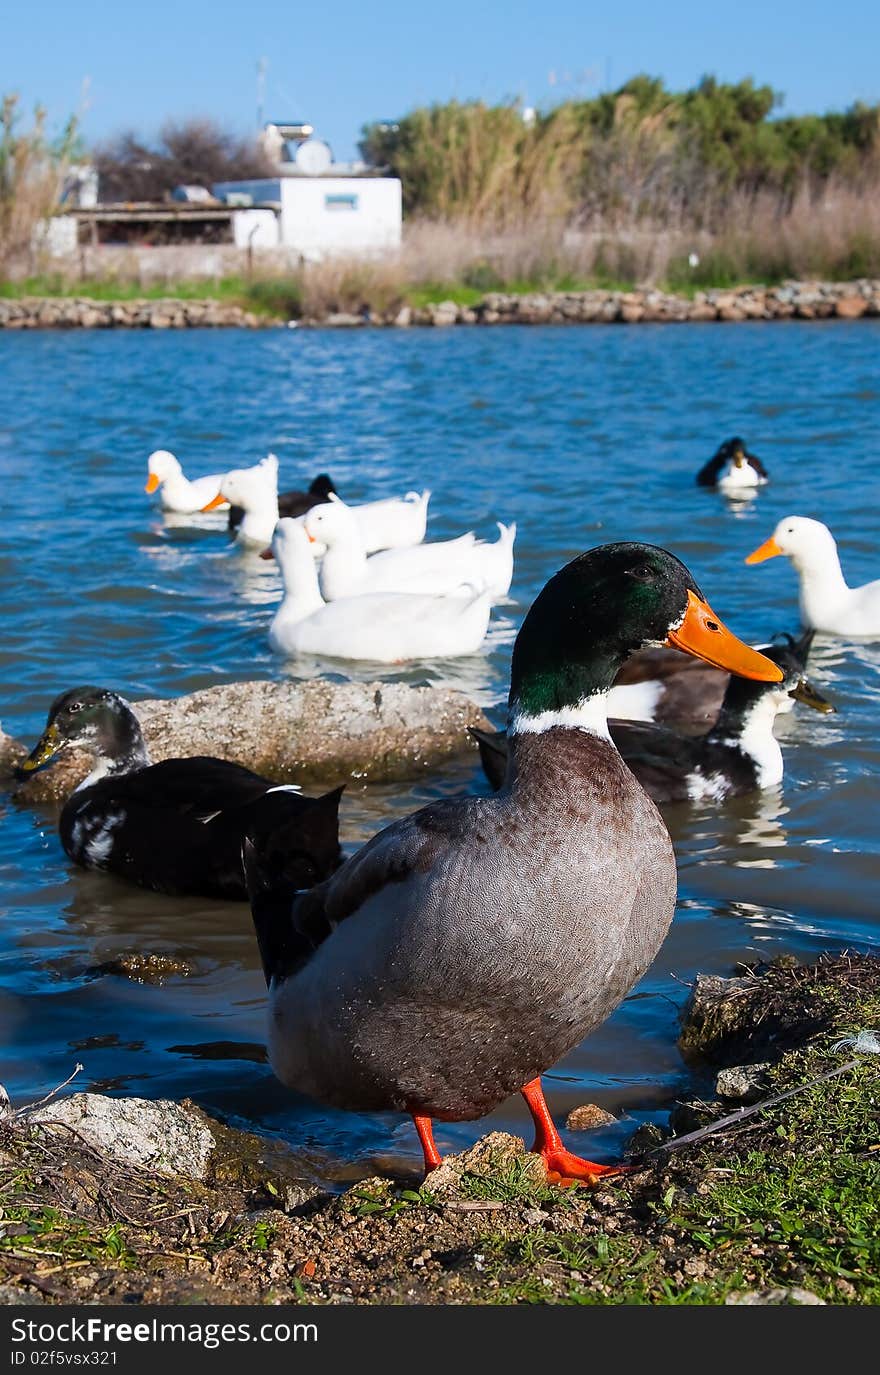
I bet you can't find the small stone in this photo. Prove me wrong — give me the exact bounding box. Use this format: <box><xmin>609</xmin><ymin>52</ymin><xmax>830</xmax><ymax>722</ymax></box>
<box><xmin>28</xmin><ymin>1092</ymin><xmax>216</xmax><ymax>1180</ymax></box>
<box><xmin>669</xmin><ymin>1100</ymin><xmax>723</xmax><ymax>1135</ymax></box>
<box><xmin>726</xmin><ymin>1287</ymin><xmax>825</xmax><ymax>1306</ymax></box>
<box><xmin>523</xmin><ymin>1207</ymin><xmax>549</xmax><ymax>1225</ymax></box>
<box><xmin>625</xmin><ymin>1122</ymin><xmax>667</xmax><ymax>1155</ymax></box>
<box><xmin>835</xmin><ymin>296</ymin><xmax>867</xmax><ymax>319</ymax></box>
<box><xmin>427</xmin><ymin>1131</ymin><xmax>545</xmax><ymax>1195</ymax></box>
<box><xmin>565</xmin><ymin>1103</ymin><xmax>617</xmax><ymax>1131</ymax></box>
<box><xmin>715</xmin><ymin>1063</ymin><xmax>770</xmax><ymax>1103</ymax></box>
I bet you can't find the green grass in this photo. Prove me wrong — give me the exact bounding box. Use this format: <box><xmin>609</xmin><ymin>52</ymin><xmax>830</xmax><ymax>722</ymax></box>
<box><xmin>0</xmin><ymin>1203</ymin><xmax>136</xmax><ymax>1269</ymax></box>
<box><xmin>0</xmin><ymin>262</ymin><xmax>874</xmax><ymax>322</ymax></box>
<box><xmin>0</xmin><ymin>274</ymin><xmax>302</xmax><ymax>318</ymax></box>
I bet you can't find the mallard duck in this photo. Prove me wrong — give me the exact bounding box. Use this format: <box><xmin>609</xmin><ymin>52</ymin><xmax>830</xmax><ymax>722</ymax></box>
<box><xmin>471</xmin><ymin>637</ymin><xmax>832</xmax><ymax>802</ymax></box>
<box><xmin>696</xmin><ymin>437</ymin><xmax>768</xmax><ymax>493</ymax></box>
<box><xmin>266</xmin><ymin>519</ymin><xmax>492</xmax><ymax>662</ymax></box>
<box><xmin>17</xmin><ymin>687</ymin><xmax>343</xmax><ymax>900</ymax></box>
<box><xmin>228</xmin><ymin>473</ymin><xmax>337</xmax><ymax>534</ymax></box>
<box><xmin>608</xmin><ymin>628</ymin><xmax>816</xmax><ymax>736</ymax></box>
<box><xmin>145</xmin><ymin>450</ymin><xmax>230</xmax><ymax>514</ymax></box>
<box><xmin>747</xmin><ymin>516</ymin><xmax>880</xmax><ymax>637</ymax></box>
<box><xmin>244</xmin><ymin>542</ymin><xmax>782</xmax><ymax>1183</ymax></box>
<box><xmin>303</xmin><ymin>499</ymin><xmax>516</xmax><ymax>601</ymax></box>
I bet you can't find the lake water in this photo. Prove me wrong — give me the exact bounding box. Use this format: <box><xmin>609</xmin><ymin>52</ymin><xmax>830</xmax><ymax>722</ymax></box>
<box><xmin>1</xmin><ymin>320</ymin><xmax>878</xmax><ymax>1182</ymax></box>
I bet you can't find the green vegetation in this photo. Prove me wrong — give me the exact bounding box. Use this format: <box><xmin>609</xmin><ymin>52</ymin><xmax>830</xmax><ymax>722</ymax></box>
<box><xmin>1</xmin><ymin>94</ymin><xmax>79</xmax><ymax>271</ymax></box>
<box><xmin>361</xmin><ymin>77</ymin><xmax>880</xmax><ymax>225</ymax></box>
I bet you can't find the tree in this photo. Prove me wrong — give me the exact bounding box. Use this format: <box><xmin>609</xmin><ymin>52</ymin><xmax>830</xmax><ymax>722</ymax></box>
<box><xmin>93</xmin><ymin>119</ymin><xmax>272</xmax><ymax>202</ymax></box>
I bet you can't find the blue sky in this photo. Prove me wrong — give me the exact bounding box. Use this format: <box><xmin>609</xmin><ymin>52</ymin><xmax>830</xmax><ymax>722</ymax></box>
<box><xmin>4</xmin><ymin>0</ymin><xmax>878</xmax><ymax>160</ymax></box>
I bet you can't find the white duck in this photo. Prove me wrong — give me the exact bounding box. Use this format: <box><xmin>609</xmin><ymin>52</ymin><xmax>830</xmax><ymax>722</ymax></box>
<box><xmin>145</xmin><ymin>450</ymin><xmax>230</xmax><ymax>514</ymax></box>
<box><xmin>348</xmin><ymin>490</ymin><xmax>430</xmax><ymax>552</ymax></box>
<box><xmin>747</xmin><ymin>516</ymin><xmax>880</xmax><ymax>637</ymax></box>
<box><xmin>267</xmin><ymin>519</ymin><xmax>492</xmax><ymax>662</ymax></box>
<box><xmin>203</xmin><ymin>454</ymin><xmax>280</xmax><ymax>547</ymax></box>
<box><xmin>304</xmin><ymin>499</ymin><xmax>515</xmax><ymax>601</ymax></box>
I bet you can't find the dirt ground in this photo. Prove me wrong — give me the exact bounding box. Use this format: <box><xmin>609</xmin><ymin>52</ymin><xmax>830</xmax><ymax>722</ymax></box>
<box><xmin>1</xmin><ymin>952</ymin><xmax>878</xmax><ymax>1307</ymax></box>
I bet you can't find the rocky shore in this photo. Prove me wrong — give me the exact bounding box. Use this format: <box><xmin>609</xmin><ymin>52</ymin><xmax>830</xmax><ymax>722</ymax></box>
<box><xmin>0</xmin><ymin>297</ymin><xmax>263</xmax><ymax>329</ymax></box>
<box><xmin>1</xmin><ymin>952</ymin><xmax>876</xmax><ymax>1306</ymax></box>
<box><xmin>0</xmin><ymin>679</ymin><xmax>490</xmax><ymax>801</ymax></box>
<box><xmin>383</xmin><ymin>278</ymin><xmax>880</xmax><ymax>328</ymax></box>
<box><xmin>2</xmin><ymin>279</ymin><xmax>880</xmax><ymax>330</ymax></box>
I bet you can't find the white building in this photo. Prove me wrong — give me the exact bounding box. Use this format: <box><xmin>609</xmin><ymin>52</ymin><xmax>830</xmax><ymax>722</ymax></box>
<box><xmin>213</xmin><ymin>174</ymin><xmax>402</xmax><ymax>261</ymax></box>
<box><xmin>213</xmin><ymin>125</ymin><xmax>401</xmax><ymax>261</ymax></box>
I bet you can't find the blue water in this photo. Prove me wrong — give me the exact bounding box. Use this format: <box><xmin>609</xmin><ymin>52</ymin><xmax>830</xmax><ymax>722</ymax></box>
<box><xmin>1</xmin><ymin>321</ymin><xmax>879</xmax><ymax>1181</ymax></box>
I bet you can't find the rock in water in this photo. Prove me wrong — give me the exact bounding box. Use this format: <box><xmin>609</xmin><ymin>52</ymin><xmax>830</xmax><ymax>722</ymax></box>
<box><xmin>4</xmin><ymin>679</ymin><xmax>492</xmax><ymax>801</ymax></box>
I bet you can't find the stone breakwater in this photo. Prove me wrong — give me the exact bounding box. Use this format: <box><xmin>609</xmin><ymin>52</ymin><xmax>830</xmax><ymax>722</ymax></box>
<box><xmin>3</xmin><ymin>279</ymin><xmax>880</xmax><ymax>329</ymax></box>
<box><xmin>375</xmin><ymin>278</ymin><xmax>880</xmax><ymax>328</ymax></box>
<box><xmin>0</xmin><ymin>296</ymin><xmax>263</xmax><ymax>329</ymax></box>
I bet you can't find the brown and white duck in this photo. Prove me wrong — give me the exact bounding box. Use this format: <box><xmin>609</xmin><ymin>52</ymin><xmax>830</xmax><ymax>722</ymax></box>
<box><xmin>244</xmin><ymin>542</ymin><xmax>781</xmax><ymax>1184</ymax></box>
<box><xmin>472</xmin><ymin>634</ymin><xmax>832</xmax><ymax>804</ymax></box>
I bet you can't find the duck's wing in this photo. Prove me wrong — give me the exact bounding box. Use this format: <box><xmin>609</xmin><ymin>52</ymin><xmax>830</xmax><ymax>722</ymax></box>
<box><xmin>746</xmin><ymin>450</ymin><xmax>769</xmax><ymax>479</ymax></box>
<box><xmin>615</xmin><ymin>646</ymin><xmax>700</xmax><ymax>685</ymax></box>
<box><xmin>251</xmin><ymin>797</ymin><xmax>481</xmax><ymax>983</ymax></box>
<box><xmin>609</xmin><ymin>719</ymin><xmax>704</xmax><ymax>803</ymax></box>
<box><xmin>276</xmin><ymin>488</ymin><xmax>315</xmax><ymax>519</ymax></box>
<box><xmin>695</xmin><ymin>448</ymin><xmax>728</xmax><ymax>486</ymax></box>
<box><xmin>112</xmin><ymin>757</ymin><xmax>284</xmax><ymax>821</ymax></box>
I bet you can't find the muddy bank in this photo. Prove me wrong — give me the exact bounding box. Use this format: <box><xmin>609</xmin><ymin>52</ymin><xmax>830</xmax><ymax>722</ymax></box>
<box><xmin>3</xmin><ymin>280</ymin><xmax>880</xmax><ymax>330</ymax></box>
<box><xmin>1</xmin><ymin>679</ymin><xmax>491</xmax><ymax>802</ymax></box>
<box><xmin>1</xmin><ymin>952</ymin><xmax>877</xmax><ymax>1306</ymax></box>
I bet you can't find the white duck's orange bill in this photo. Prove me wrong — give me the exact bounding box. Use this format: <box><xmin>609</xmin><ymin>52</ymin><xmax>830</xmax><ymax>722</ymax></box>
<box><xmin>666</xmin><ymin>590</ymin><xmax>784</xmax><ymax>682</ymax></box>
<box><xmin>144</xmin><ymin>474</ymin><xmax>160</xmax><ymax>494</ymax></box>
<box><xmin>745</xmin><ymin>536</ymin><xmax>783</xmax><ymax>564</ymax></box>
<box><xmin>201</xmin><ymin>493</ymin><xmax>226</xmax><ymax>512</ymax></box>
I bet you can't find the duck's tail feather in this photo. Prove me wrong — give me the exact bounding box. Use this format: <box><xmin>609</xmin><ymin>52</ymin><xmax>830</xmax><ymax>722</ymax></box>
<box><xmin>496</xmin><ymin>520</ymin><xmax>517</xmax><ymax>547</ymax></box>
<box><xmin>244</xmin><ymin>786</ymin><xmax>346</xmax><ymax>990</ymax></box>
<box><xmin>770</xmin><ymin>627</ymin><xmax>815</xmax><ymax>668</ymax></box>
<box><xmin>242</xmin><ymin>785</ymin><xmax>344</xmax><ymax>988</ymax></box>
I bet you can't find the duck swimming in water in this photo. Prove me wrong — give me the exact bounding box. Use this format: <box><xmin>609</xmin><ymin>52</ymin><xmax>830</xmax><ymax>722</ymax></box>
<box><xmin>17</xmin><ymin>688</ymin><xmax>343</xmax><ymax>900</ymax></box>
<box><xmin>145</xmin><ymin>450</ymin><xmax>230</xmax><ymax>515</ymax></box>
<box><xmin>747</xmin><ymin>516</ymin><xmax>880</xmax><ymax>637</ymax></box>
<box><xmin>571</xmin><ymin>627</ymin><xmax>816</xmax><ymax>738</ymax></box>
<box><xmin>265</xmin><ymin>519</ymin><xmax>492</xmax><ymax>662</ymax></box>
<box><xmin>244</xmin><ymin>542</ymin><xmax>782</xmax><ymax>1183</ymax></box>
<box><xmin>303</xmin><ymin>499</ymin><xmax>516</xmax><ymax>601</ymax></box>
<box><xmin>471</xmin><ymin>635</ymin><xmax>832</xmax><ymax>803</ymax></box>
<box><xmin>696</xmin><ymin>437</ymin><xmax>768</xmax><ymax>494</ymax></box>
<box><xmin>228</xmin><ymin>473</ymin><xmax>337</xmax><ymax>534</ymax></box>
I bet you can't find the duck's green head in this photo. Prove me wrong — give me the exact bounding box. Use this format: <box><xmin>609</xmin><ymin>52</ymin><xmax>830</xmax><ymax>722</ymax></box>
<box><xmin>509</xmin><ymin>542</ymin><xmax>782</xmax><ymax>728</ymax></box>
<box><xmin>17</xmin><ymin>687</ymin><xmax>139</xmax><ymax>775</ymax></box>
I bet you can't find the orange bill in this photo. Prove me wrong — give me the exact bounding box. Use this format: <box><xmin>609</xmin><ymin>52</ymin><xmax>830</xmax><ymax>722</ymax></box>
<box><xmin>666</xmin><ymin>589</ymin><xmax>783</xmax><ymax>681</ymax></box>
<box><xmin>259</xmin><ymin>548</ymin><xmax>275</xmax><ymax>560</ymax></box>
<box><xmin>144</xmin><ymin>473</ymin><xmax>160</xmax><ymax>494</ymax></box>
<box><xmin>745</xmin><ymin>536</ymin><xmax>783</xmax><ymax>565</ymax></box>
<box><xmin>201</xmin><ymin>492</ymin><xmax>226</xmax><ymax>512</ymax></box>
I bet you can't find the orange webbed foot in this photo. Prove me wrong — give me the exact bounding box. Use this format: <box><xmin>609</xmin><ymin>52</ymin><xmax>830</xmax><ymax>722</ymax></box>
<box><xmin>539</xmin><ymin>1146</ymin><xmax>635</xmax><ymax>1188</ymax></box>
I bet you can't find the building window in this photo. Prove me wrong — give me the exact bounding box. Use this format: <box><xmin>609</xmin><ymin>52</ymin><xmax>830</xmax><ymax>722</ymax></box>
<box><xmin>325</xmin><ymin>193</ymin><xmax>359</xmax><ymax>211</ymax></box>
